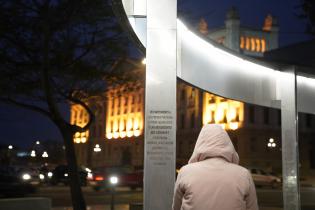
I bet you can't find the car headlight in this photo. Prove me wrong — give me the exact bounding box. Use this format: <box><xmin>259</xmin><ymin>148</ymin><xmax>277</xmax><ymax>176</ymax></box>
<box><xmin>64</xmin><ymin>173</ymin><xmax>68</xmax><ymax>177</ymax></box>
<box><xmin>39</xmin><ymin>174</ymin><xmax>45</xmax><ymax>180</ymax></box>
<box><xmin>47</xmin><ymin>172</ymin><xmax>53</xmax><ymax>178</ymax></box>
<box><xmin>22</xmin><ymin>173</ymin><xmax>31</xmax><ymax>180</ymax></box>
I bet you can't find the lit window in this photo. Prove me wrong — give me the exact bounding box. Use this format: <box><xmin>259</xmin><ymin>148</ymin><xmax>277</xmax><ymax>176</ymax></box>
<box><xmin>255</xmin><ymin>39</ymin><xmax>260</xmax><ymax>52</ymax></box>
<box><xmin>245</xmin><ymin>37</ymin><xmax>250</xmax><ymax>50</ymax></box>
<box><xmin>251</xmin><ymin>38</ymin><xmax>256</xmax><ymax>51</ymax></box>
<box><xmin>261</xmin><ymin>39</ymin><xmax>266</xmax><ymax>52</ymax></box>
<box><xmin>240</xmin><ymin>36</ymin><xmax>245</xmax><ymax>49</ymax></box>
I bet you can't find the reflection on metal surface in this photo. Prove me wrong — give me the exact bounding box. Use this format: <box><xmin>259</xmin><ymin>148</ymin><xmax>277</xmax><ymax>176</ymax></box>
<box><xmin>203</xmin><ymin>93</ymin><xmax>244</xmax><ymax>130</ymax></box>
<box><xmin>280</xmin><ymin>68</ymin><xmax>300</xmax><ymax>210</ymax></box>
<box><xmin>71</xmin><ymin>104</ymin><xmax>89</xmax><ymax>143</ymax></box>
<box><xmin>106</xmin><ymin>84</ymin><xmax>144</xmax><ymax>140</ymax></box>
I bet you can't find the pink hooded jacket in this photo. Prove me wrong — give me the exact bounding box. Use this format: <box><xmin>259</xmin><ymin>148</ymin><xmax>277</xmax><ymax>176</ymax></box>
<box><xmin>172</xmin><ymin>124</ymin><xmax>258</xmax><ymax>210</ymax></box>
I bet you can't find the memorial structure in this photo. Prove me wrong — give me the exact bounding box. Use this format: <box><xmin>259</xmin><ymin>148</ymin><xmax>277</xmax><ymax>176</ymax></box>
<box><xmin>113</xmin><ymin>0</ymin><xmax>315</xmax><ymax>210</ymax></box>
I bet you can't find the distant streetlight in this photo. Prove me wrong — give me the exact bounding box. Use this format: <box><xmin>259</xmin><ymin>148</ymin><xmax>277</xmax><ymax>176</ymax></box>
<box><xmin>42</xmin><ymin>151</ymin><xmax>48</xmax><ymax>158</ymax></box>
<box><xmin>110</xmin><ymin>175</ymin><xmax>119</xmax><ymax>210</ymax></box>
<box><xmin>36</xmin><ymin>141</ymin><xmax>40</xmax><ymax>145</ymax></box>
<box><xmin>267</xmin><ymin>138</ymin><xmax>276</xmax><ymax>148</ymax></box>
<box><xmin>93</xmin><ymin>144</ymin><xmax>101</xmax><ymax>152</ymax></box>
<box><xmin>30</xmin><ymin>150</ymin><xmax>36</xmax><ymax>157</ymax></box>
<box><xmin>8</xmin><ymin>145</ymin><xmax>13</xmax><ymax>150</ymax></box>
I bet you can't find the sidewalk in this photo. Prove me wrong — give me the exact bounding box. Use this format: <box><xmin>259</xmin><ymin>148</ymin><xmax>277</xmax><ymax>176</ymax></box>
<box><xmin>53</xmin><ymin>204</ymin><xmax>282</xmax><ymax>210</ymax></box>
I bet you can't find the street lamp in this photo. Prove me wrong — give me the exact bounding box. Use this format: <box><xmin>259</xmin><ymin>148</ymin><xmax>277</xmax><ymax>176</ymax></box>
<box><xmin>93</xmin><ymin>144</ymin><xmax>101</xmax><ymax>152</ymax></box>
<box><xmin>267</xmin><ymin>138</ymin><xmax>276</xmax><ymax>148</ymax></box>
<box><xmin>42</xmin><ymin>151</ymin><xmax>48</xmax><ymax>158</ymax></box>
<box><xmin>36</xmin><ymin>141</ymin><xmax>40</xmax><ymax>145</ymax></box>
<box><xmin>8</xmin><ymin>145</ymin><xmax>13</xmax><ymax>150</ymax></box>
<box><xmin>109</xmin><ymin>175</ymin><xmax>119</xmax><ymax>210</ymax></box>
<box><xmin>30</xmin><ymin>150</ymin><xmax>36</xmax><ymax>157</ymax></box>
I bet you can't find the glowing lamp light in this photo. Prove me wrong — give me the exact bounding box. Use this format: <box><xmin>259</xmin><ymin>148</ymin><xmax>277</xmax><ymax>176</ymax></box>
<box><xmin>120</xmin><ymin>131</ymin><xmax>126</xmax><ymax>138</ymax></box>
<box><xmin>229</xmin><ymin>122</ymin><xmax>239</xmax><ymax>130</ymax></box>
<box><xmin>30</xmin><ymin>150</ymin><xmax>36</xmax><ymax>157</ymax></box>
<box><xmin>47</xmin><ymin>172</ymin><xmax>53</xmax><ymax>178</ymax></box>
<box><xmin>81</xmin><ymin>137</ymin><xmax>87</xmax><ymax>143</ymax></box>
<box><xmin>267</xmin><ymin>138</ymin><xmax>276</xmax><ymax>148</ymax></box>
<box><xmin>127</xmin><ymin>131</ymin><xmax>134</xmax><ymax>137</ymax></box>
<box><xmin>22</xmin><ymin>173</ymin><xmax>31</xmax><ymax>180</ymax></box>
<box><xmin>94</xmin><ymin>144</ymin><xmax>102</xmax><ymax>152</ymax></box>
<box><xmin>42</xmin><ymin>151</ymin><xmax>49</xmax><ymax>158</ymax></box>
<box><xmin>64</xmin><ymin>173</ymin><xmax>68</xmax><ymax>177</ymax></box>
<box><xmin>8</xmin><ymin>145</ymin><xmax>13</xmax><ymax>150</ymax></box>
<box><xmin>110</xmin><ymin>176</ymin><xmax>119</xmax><ymax>185</ymax></box>
<box><xmin>36</xmin><ymin>141</ymin><xmax>40</xmax><ymax>145</ymax></box>
<box><xmin>134</xmin><ymin>130</ymin><xmax>141</xmax><ymax>137</ymax></box>
<box><xmin>113</xmin><ymin>132</ymin><xmax>119</xmax><ymax>139</ymax></box>
<box><xmin>106</xmin><ymin>133</ymin><xmax>113</xmax><ymax>139</ymax></box>
<box><xmin>39</xmin><ymin>174</ymin><xmax>45</xmax><ymax>180</ymax></box>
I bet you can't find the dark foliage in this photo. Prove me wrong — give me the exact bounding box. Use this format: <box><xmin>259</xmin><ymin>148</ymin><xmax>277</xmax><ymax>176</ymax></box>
<box><xmin>0</xmin><ymin>1</ymin><xmax>128</xmax><ymax>210</ymax></box>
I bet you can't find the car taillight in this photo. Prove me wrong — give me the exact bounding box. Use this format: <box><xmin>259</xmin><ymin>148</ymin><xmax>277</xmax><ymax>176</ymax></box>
<box><xmin>95</xmin><ymin>176</ymin><xmax>104</xmax><ymax>181</ymax></box>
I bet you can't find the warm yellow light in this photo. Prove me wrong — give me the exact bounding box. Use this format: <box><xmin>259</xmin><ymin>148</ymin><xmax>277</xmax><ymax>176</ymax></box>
<box><xmin>119</xmin><ymin>120</ymin><xmax>125</xmax><ymax>131</ymax></box>
<box><xmin>113</xmin><ymin>132</ymin><xmax>119</xmax><ymax>139</ymax></box>
<box><xmin>203</xmin><ymin>93</ymin><xmax>244</xmax><ymax>131</ymax></box>
<box><xmin>215</xmin><ymin>108</ymin><xmax>224</xmax><ymax>122</ymax></box>
<box><xmin>229</xmin><ymin>122</ymin><xmax>239</xmax><ymax>130</ymax></box>
<box><xmin>113</xmin><ymin>120</ymin><xmax>118</xmax><ymax>132</ymax></box>
<box><xmin>134</xmin><ymin>130</ymin><xmax>141</xmax><ymax>137</ymax></box>
<box><xmin>134</xmin><ymin>118</ymin><xmax>139</xmax><ymax>130</ymax></box>
<box><xmin>120</xmin><ymin>131</ymin><xmax>126</xmax><ymax>138</ymax></box>
<box><xmin>81</xmin><ymin>137</ymin><xmax>87</xmax><ymax>143</ymax></box>
<box><xmin>106</xmin><ymin>133</ymin><xmax>113</xmax><ymax>139</ymax></box>
<box><xmin>127</xmin><ymin>131</ymin><xmax>133</xmax><ymax>137</ymax></box>
<box><xmin>126</xmin><ymin>119</ymin><xmax>133</xmax><ymax>131</ymax></box>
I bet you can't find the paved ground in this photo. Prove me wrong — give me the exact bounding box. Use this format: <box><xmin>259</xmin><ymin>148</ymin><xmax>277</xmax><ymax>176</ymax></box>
<box><xmin>29</xmin><ymin>186</ymin><xmax>315</xmax><ymax>210</ymax></box>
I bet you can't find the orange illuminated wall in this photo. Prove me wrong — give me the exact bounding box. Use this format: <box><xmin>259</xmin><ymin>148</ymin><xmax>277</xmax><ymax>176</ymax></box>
<box><xmin>203</xmin><ymin>93</ymin><xmax>244</xmax><ymax>130</ymax></box>
<box><xmin>106</xmin><ymin>84</ymin><xmax>144</xmax><ymax>139</ymax></box>
<box><xmin>70</xmin><ymin>104</ymin><xmax>90</xmax><ymax>143</ymax></box>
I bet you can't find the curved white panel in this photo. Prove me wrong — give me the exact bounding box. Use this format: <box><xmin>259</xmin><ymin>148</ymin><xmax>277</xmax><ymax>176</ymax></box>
<box><xmin>122</xmin><ymin>1</ymin><xmax>315</xmax><ymax>114</ymax></box>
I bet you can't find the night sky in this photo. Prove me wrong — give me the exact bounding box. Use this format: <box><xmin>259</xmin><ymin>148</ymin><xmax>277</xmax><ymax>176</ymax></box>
<box><xmin>0</xmin><ymin>0</ymin><xmax>313</xmax><ymax>149</ymax></box>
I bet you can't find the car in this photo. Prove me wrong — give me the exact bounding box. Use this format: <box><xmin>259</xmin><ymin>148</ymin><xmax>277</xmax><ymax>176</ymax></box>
<box><xmin>50</xmin><ymin>165</ymin><xmax>88</xmax><ymax>186</ymax></box>
<box><xmin>0</xmin><ymin>166</ymin><xmax>36</xmax><ymax>197</ymax></box>
<box><xmin>89</xmin><ymin>166</ymin><xmax>143</xmax><ymax>191</ymax></box>
<box><xmin>249</xmin><ymin>168</ymin><xmax>281</xmax><ymax>188</ymax></box>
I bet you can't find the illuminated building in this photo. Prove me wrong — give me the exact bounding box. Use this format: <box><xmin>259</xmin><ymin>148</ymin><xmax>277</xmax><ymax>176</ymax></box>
<box><xmin>200</xmin><ymin>7</ymin><xmax>278</xmax><ymax>57</ymax></box>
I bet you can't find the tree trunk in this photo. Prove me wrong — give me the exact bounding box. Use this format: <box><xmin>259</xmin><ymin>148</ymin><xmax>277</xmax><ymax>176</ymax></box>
<box><xmin>60</xmin><ymin>126</ymin><xmax>87</xmax><ymax>210</ymax></box>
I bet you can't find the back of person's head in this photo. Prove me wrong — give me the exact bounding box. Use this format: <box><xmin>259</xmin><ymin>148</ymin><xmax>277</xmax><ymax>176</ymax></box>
<box><xmin>188</xmin><ymin>124</ymin><xmax>239</xmax><ymax>164</ymax></box>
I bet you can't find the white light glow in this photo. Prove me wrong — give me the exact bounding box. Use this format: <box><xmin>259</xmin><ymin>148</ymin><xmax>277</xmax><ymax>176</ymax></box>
<box><xmin>64</xmin><ymin>173</ymin><xmax>68</xmax><ymax>177</ymax></box>
<box><xmin>8</xmin><ymin>145</ymin><xmax>13</xmax><ymax>150</ymax></box>
<box><xmin>39</xmin><ymin>174</ymin><xmax>45</xmax><ymax>180</ymax></box>
<box><xmin>47</xmin><ymin>172</ymin><xmax>53</xmax><ymax>178</ymax></box>
<box><xmin>22</xmin><ymin>173</ymin><xmax>31</xmax><ymax>180</ymax></box>
<box><xmin>36</xmin><ymin>141</ymin><xmax>40</xmax><ymax>145</ymax></box>
<box><xmin>94</xmin><ymin>144</ymin><xmax>102</xmax><ymax>152</ymax></box>
<box><xmin>42</xmin><ymin>151</ymin><xmax>48</xmax><ymax>158</ymax></box>
<box><xmin>30</xmin><ymin>150</ymin><xmax>36</xmax><ymax>157</ymax></box>
<box><xmin>110</xmin><ymin>176</ymin><xmax>119</xmax><ymax>185</ymax></box>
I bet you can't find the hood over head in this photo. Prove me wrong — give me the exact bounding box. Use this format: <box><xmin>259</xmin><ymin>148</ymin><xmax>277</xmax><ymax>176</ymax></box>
<box><xmin>188</xmin><ymin>124</ymin><xmax>239</xmax><ymax>164</ymax></box>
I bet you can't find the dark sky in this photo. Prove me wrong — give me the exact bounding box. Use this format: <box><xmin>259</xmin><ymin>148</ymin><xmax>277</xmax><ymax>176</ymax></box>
<box><xmin>0</xmin><ymin>0</ymin><xmax>313</xmax><ymax>149</ymax></box>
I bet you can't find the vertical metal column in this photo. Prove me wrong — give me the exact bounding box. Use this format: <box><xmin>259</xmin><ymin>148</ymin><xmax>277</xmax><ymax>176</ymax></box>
<box><xmin>144</xmin><ymin>0</ymin><xmax>177</xmax><ymax>210</ymax></box>
<box><xmin>280</xmin><ymin>67</ymin><xmax>300</xmax><ymax>210</ymax></box>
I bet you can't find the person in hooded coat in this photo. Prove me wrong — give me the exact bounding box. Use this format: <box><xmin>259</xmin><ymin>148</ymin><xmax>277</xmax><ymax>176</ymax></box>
<box><xmin>172</xmin><ymin>124</ymin><xmax>258</xmax><ymax>210</ymax></box>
